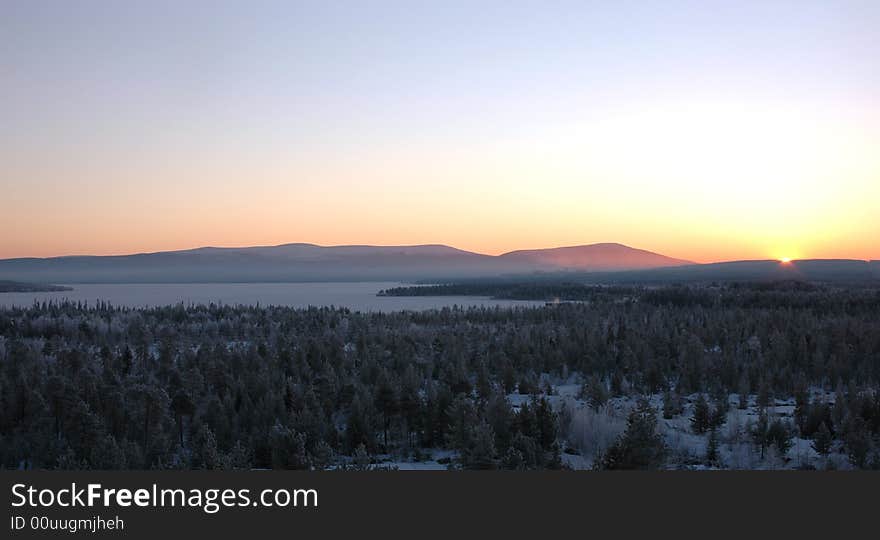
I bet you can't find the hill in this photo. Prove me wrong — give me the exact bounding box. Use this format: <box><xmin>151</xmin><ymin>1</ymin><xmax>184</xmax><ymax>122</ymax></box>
<box><xmin>0</xmin><ymin>242</ymin><xmax>687</xmax><ymax>283</ymax></box>
<box><xmin>499</xmin><ymin>242</ymin><xmax>692</xmax><ymax>270</ymax></box>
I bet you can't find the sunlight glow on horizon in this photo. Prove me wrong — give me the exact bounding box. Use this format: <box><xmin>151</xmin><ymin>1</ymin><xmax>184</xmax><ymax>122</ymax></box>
<box><xmin>1</xmin><ymin>1</ymin><xmax>879</xmax><ymax>262</ymax></box>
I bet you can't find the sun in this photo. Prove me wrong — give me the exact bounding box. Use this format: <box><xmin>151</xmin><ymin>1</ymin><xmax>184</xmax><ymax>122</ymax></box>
<box><xmin>780</xmin><ymin>257</ymin><xmax>792</xmax><ymax>264</ymax></box>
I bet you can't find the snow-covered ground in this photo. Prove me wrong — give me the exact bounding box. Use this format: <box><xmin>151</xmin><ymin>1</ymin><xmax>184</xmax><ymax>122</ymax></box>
<box><xmin>344</xmin><ymin>379</ymin><xmax>849</xmax><ymax>471</ymax></box>
<box><xmin>507</xmin><ymin>376</ymin><xmax>850</xmax><ymax>469</ymax></box>
<box><xmin>374</xmin><ymin>449</ymin><xmax>455</xmax><ymax>470</ymax></box>
<box><xmin>538</xmin><ymin>380</ymin><xmax>851</xmax><ymax>470</ymax></box>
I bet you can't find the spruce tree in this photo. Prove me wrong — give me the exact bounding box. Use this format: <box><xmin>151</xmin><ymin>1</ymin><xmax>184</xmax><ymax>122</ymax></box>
<box><xmin>582</xmin><ymin>376</ymin><xmax>608</xmax><ymax>412</ymax></box>
<box><xmin>710</xmin><ymin>396</ymin><xmax>728</xmax><ymax>430</ymax></box>
<box><xmin>843</xmin><ymin>417</ymin><xmax>871</xmax><ymax>469</ymax></box>
<box><xmin>757</xmin><ymin>381</ymin><xmax>772</xmax><ymax>411</ymax></box>
<box><xmin>793</xmin><ymin>380</ymin><xmax>810</xmax><ymax>433</ymax></box>
<box><xmin>751</xmin><ymin>411</ymin><xmax>770</xmax><ymax>459</ymax></box>
<box><xmin>811</xmin><ymin>421</ymin><xmax>833</xmax><ymax>457</ymax></box>
<box><xmin>737</xmin><ymin>374</ymin><xmax>750</xmax><ymax>410</ymax></box>
<box><xmin>706</xmin><ymin>428</ymin><xmax>719</xmax><ymax>466</ymax></box>
<box><xmin>463</xmin><ymin>421</ymin><xmax>497</xmax><ymax>470</ymax></box>
<box><xmin>598</xmin><ymin>399</ymin><xmax>666</xmax><ymax>470</ymax></box>
<box><xmin>691</xmin><ymin>394</ymin><xmax>711</xmax><ymax>434</ymax></box>
<box><xmin>767</xmin><ymin>419</ymin><xmax>792</xmax><ymax>457</ymax></box>
<box><xmin>534</xmin><ymin>396</ymin><xmax>558</xmax><ymax>451</ymax></box>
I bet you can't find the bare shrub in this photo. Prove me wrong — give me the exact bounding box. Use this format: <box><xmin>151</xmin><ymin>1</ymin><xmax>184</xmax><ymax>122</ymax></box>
<box><xmin>566</xmin><ymin>399</ymin><xmax>627</xmax><ymax>462</ymax></box>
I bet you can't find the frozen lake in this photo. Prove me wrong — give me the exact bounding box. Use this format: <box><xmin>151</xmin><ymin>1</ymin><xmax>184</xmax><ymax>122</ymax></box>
<box><xmin>0</xmin><ymin>282</ymin><xmax>542</xmax><ymax>312</ymax></box>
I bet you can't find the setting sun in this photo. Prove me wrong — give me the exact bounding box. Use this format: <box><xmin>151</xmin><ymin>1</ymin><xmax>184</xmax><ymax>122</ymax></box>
<box><xmin>780</xmin><ymin>258</ymin><xmax>792</xmax><ymax>264</ymax></box>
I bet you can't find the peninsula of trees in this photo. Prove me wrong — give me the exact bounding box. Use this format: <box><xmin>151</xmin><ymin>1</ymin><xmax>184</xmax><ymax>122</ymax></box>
<box><xmin>0</xmin><ymin>281</ymin><xmax>71</xmax><ymax>293</ymax></box>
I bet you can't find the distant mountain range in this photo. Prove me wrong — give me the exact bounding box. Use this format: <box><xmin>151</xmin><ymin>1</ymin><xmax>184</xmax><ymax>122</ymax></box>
<box><xmin>0</xmin><ymin>242</ymin><xmax>689</xmax><ymax>283</ymax></box>
<box><xmin>0</xmin><ymin>242</ymin><xmax>874</xmax><ymax>284</ymax></box>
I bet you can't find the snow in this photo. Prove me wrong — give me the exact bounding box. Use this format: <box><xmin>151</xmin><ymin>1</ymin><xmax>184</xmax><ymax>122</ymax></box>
<box><xmin>527</xmin><ymin>378</ymin><xmax>853</xmax><ymax>470</ymax></box>
<box><xmin>379</xmin><ymin>449</ymin><xmax>455</xmax><ymax>471</ymax></box>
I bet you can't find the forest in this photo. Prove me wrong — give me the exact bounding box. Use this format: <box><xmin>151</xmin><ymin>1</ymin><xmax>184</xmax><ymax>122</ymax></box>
<box><xmin>1</xmin><ymin>281</ymin><xmax>879</xmax><ymax>470</ymax></box>
<box><xmin>379</xmin><ymin>280</ymin><xmax>880</xmax><ymax>310</ymax></box>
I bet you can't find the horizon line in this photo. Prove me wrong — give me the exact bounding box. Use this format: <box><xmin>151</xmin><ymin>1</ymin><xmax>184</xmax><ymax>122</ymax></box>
<box><xmin>0</xmin><ymin>241</ymin><xmax>875</xmax><ymax>265</ymax></box>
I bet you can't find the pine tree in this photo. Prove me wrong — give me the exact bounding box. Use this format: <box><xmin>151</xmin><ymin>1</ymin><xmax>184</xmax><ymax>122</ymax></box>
<box><xmin>191</xmin><ymin>424</ymin><xmax>219</xmax><ymax>469</ymax></box>
<box><xmin>582</xmin><ymin>376</ymin><xmax>607</xmax><ymax>412</ymax></box>
<box><xmin>534</xmin><ymin>397</ymin><xmax>558</xmax><ymax>451</ymax></box>
<box><xmin>757</xmin><ymin>380</ymin><xmax>772</xmax><ymax>411</ymax></box>
<box><xmin>737</xmin><ymin>374</ymin><xmax>750</xmax><ymax>410</ymax></box>
<box><xmin>546</xmin><ymin>441</ymin><xmax>563</xmax><ymax>470</ymax></box>
<box><xmin>345</xmin><ymin>393</ymin><xmax>375</xmax><ymax>453</ymax></box>
<box><xmin>269</xmin><ymin>423</ymin><xmax>309</xmax><ymax>470</ymax></box>
<box><xmin>691</xmin><ymin>394</ymin><xmax>711</xmax><ymax>434</ymax></box>
<box><xmin>502</xmin><ymin>446</ymin><xmax>525</xmax><ymax>470</ymax></box>
<box><xmin>842</xmin><ymin>416</ymin><xmax>871</xmax><ymax>469</ymax></box>
<box><xmin>706</xmin><ymin>428</ymin><xmax>719</xmax><ymax>466</ymax></box>
<box><xmin>463</xmin><ymin>421</ymin><xmax>497</xmax><ymax>470</ymax></box>
<box><xmin>351</xmin><ymin>443</ymin><xmax>371</xmax><ymax>471</ymax></box>
<box><xmin>710</xmin><ymin>396</ymin><xmax>728</xmax><ymax>430</ymax></box>
<box><xmin>811</xmin><ymin>421</ymin><xmax>833</xmax><ymax>457</ymax></box>
<box><xmin>220</xmin><ymin>440</ymin><xmax>252</xmax><ymax>470</ymax></box>
<box><xmin>170</xmin><ymin>391</ymin><xmax>194</xmax><ymax>447</ymax></box>
<box><xmin>751</xmin><ymin>411</ymin><xmax>770</xmax><ymax>459</ymax></box>
<box><xmin>662</xmin><ymin>390</ymin><xmax>675</xmax><ymax>419</ymax></box>
<box><xmin>485</xmin><ymin>392</ymin><xmax>514</xmax><ymax>450</ymax></box>
<box><xmin>373</xmin><ymin>370</ymin><xmax>399</xmax><ymax>451</ymax></box>
<box><xmin>793</xmin><ymin>379</ymin><xmax>810</xmax><ymax>433</ymax></box>
<box><xmin>446</xmin><ymin>394</ymin><xmax>478</xmax><ymax>453</ymax></box>
<box><xmin>767</xmin><ymin>419</ymin><xmax>792</xmax><ymax>457</ymax></box>
<box><xmin>598</xmin><ymin>398</ymin><xmax>666</xmax><ymax>470</ymax></box>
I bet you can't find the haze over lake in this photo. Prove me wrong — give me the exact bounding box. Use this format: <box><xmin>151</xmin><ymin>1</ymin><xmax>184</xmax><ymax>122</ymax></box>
<box><xmin>0</xmin><ymin>282</ymin><xmax>541</xmax><ymax>311</ymax></box>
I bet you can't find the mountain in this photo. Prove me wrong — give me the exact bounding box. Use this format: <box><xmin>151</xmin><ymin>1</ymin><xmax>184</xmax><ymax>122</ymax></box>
<box><xmin>0</xmin><ymin>244</ymin><xmax>503</xmax><ymax>283</ymax></box>
<box><xmin>498</xmin><ymin>243</ymin><xmax>692</xmax><ymax>271</ymax></box>
<box><xmin>2</xmin><ymin>243</ymin><xmax>870</xmax><ymax>284</ymax></box>
<box><xmin>0</xmin><ymin>242</ymin><xmax>688</xmax><ymax>283</ymax></box>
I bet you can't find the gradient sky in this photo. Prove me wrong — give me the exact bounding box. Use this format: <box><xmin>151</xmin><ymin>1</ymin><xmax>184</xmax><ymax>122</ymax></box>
<box><xmin>2</xmin><ymin>0</ymin><xmax>878</xmax><ymax>262</ymax></box>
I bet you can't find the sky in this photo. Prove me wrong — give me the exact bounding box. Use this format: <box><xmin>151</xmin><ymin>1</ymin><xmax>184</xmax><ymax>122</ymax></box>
<box><xmin>2</xmin><ymin>0</ymin><xmax>878</xmax><ymax>263</ymax></box>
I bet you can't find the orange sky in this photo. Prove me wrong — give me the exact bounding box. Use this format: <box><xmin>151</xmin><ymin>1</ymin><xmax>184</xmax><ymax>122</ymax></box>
<box><xmin>3</xmin><ymin>98</ymin><xmax>879</xmax><ymax>263</ymax></box>
<box><xmin>4</xmin><ymin>98</ymin><xmax>878</xmax><ymax>263</ymax></box>
<box><xmin>2</xmin><ymin>3</ymin><xmax>879</xmax><ymax>263</ymax></box>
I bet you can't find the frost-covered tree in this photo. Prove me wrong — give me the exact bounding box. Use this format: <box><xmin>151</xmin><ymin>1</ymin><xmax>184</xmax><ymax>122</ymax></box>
<box><xmin>597</xmin><ymin>399</ymin><xmax>666</xmax><ymax>470</ymax></box>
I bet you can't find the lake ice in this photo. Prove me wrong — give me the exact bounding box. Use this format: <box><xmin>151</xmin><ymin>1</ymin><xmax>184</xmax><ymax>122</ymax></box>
<box><xmin>0</xmin><ymin>282</ymin><xmax>542</xmax><ymax>312</ymax></box>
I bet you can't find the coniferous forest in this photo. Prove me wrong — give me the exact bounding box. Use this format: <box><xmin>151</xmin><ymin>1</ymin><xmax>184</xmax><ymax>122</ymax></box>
<box><xmin>1</xmin><ymin>282</ymin><xmax>879</xmax><ymax>470</ymax></box>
